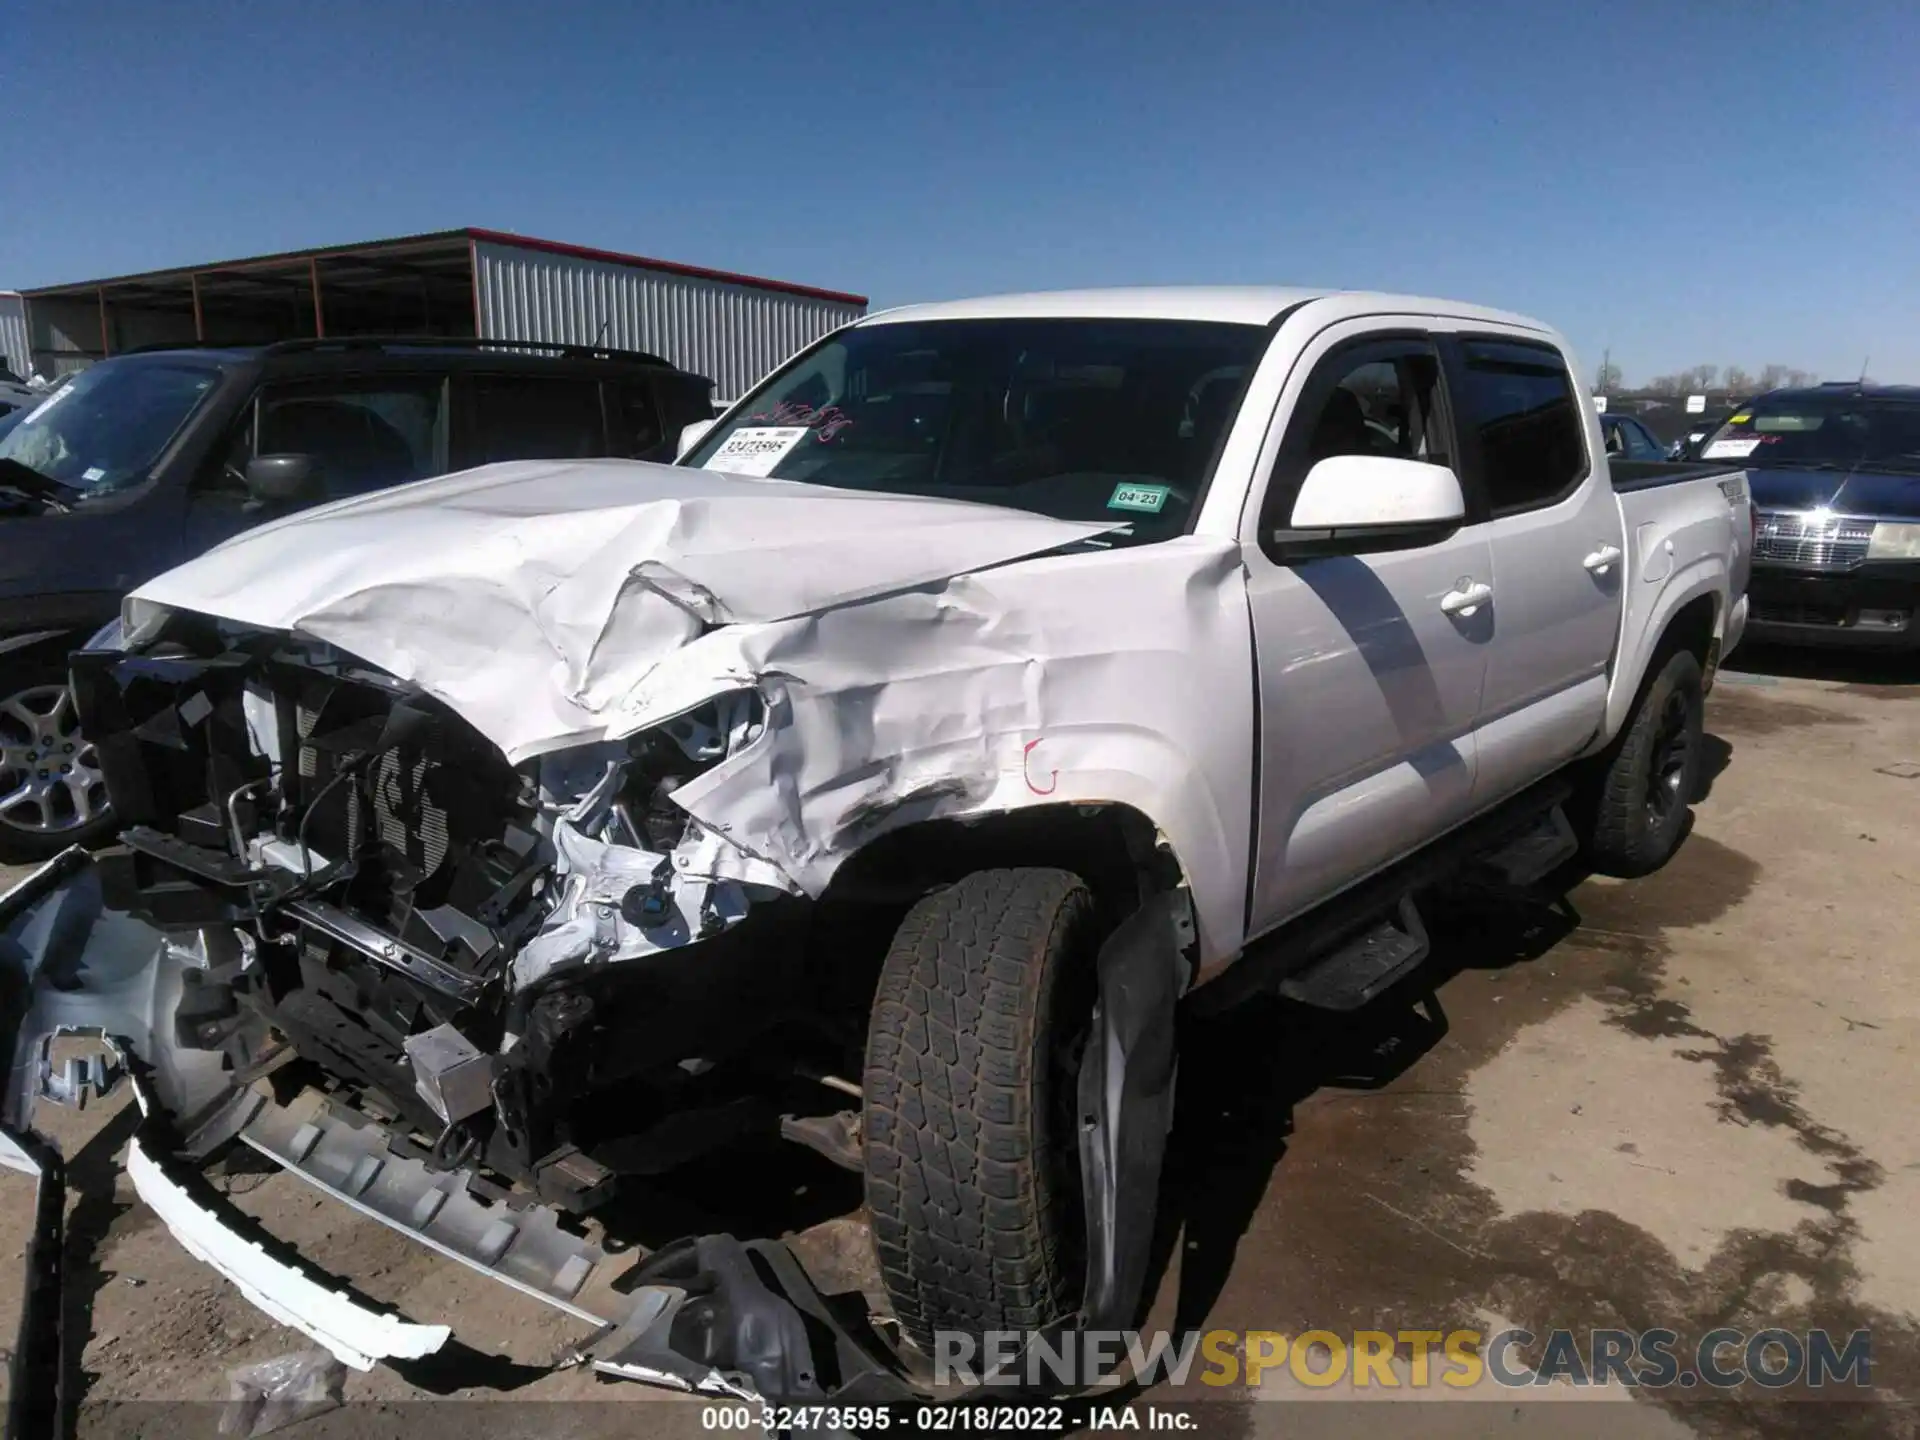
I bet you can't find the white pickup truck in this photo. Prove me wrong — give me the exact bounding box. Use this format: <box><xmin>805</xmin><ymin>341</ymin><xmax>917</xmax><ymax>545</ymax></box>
<box><xmin>1</xmin><ymin>287</ymin><xmax>1750</xmax><ymax>1411</ymax></box>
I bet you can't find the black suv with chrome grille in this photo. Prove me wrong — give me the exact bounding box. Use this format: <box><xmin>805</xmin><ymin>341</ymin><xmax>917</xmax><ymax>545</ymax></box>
<box><xmin>1708</xmin><ymin>385</ymin><xmax>1920</xmax><ymax>652</ymax></box>
<box><xmin>0</xmin><ymin>338</ymin><xmax>714</xmax><ymax>860</ymax></box>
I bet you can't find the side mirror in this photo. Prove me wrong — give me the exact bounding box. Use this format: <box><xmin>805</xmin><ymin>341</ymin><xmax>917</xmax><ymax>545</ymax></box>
<box><xmin>676</xmin><ymin>419</ymin><xmax>716</xmax><ymax>461</ymax></box>
<box><xmin>1278</xmin><ymin>454</ymin><xmax>1465</xmax><ymax>550</ymax></box>
<box><xmin>244</xmin><ymin>453</ymin><xmax>321</xmax><ymax>505</ymax></box>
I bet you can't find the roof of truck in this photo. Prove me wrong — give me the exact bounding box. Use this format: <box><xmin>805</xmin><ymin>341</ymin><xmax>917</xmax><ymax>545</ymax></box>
<box><xmin>859</xmin><ymin>286</ymin><xmax>1553</xmax><ymax>333</ymax></box>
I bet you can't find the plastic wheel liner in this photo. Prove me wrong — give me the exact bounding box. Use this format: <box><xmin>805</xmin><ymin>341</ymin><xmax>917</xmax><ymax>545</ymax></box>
<box><xmin>1</xmin><ymin>849</ymin><xmax>1187</xmax><ymax>1428</ymax></box>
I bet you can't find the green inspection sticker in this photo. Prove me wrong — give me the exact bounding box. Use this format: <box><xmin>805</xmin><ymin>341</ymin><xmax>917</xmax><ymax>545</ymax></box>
<box><xmin>1107</xmin><ymin>482</ymin><xmax>1171</xmax><ymax>514</ymax></box>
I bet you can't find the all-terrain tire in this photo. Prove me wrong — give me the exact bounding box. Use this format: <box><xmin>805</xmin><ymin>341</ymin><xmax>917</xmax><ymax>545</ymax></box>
<box><xmin>1576</xmin><ymin>648</ymin><xmax>1705</xmax><ymax>877</ymax></box>
<box><xmin>862</xmin><ymin>868</ymin><xmax>1097</xmax><ymax>1352</ymax></box>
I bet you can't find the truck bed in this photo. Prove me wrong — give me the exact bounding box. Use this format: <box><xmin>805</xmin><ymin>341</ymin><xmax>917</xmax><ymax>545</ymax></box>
<box><xmin>1600</xmin><ymin>461</ymin><xmax>1752</xmax><ymax>742</ymax></box>
<box><xmin>1608</xmin><ymin>459</ymin><xmax>1747</xmax><ymax>492</ymax></box>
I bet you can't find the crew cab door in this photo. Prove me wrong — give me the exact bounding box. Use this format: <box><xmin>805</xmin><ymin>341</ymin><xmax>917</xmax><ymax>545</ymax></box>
<box><xmin>1442</xmin><ymin>336</ymin><xmax>1624</xmax><ymax>805</ymax></box>
<box><xmin>1243</xmin><ymin>327</ymin><xmax>1492</xmax><ymax>936</ymax></box>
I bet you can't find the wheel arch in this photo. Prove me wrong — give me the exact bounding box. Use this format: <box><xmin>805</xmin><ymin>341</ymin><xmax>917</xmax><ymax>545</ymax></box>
<box><xmin>1599</xmin><ymin>573</ymin><xmax>1723</xmax><ymax>749</ymax></box>
<box><xmin>820</xmin><ymin>799</ymin><xmax>1187</xmax><ymax>930</ymax></box>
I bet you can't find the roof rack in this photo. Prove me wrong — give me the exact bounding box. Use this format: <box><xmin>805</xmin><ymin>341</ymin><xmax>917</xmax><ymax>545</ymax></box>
<box><xmin>263</xmin><ymin>336</ymin><xmax>672</xmax><ymax>365</ymax></box>
<box><xmin>118</xmin><ymin>335</ymin><xmax>672</xmax><ymax>366</ymax></box>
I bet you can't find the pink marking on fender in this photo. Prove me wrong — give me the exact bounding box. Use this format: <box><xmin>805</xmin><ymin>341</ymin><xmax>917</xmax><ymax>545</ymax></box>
<box><xmin>1023</xmin><ymin>739</ymin><xmax>1057</xmax><ymax>796</ymax></box>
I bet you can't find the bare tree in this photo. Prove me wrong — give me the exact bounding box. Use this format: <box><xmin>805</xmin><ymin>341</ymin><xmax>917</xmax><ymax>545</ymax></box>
<box><xmin>1723</xmin><ymin>366</ymin><xmax>1754</xmax><ymax>393</ymax></box>
<box><xmin>1691</xmin><ymin>364</ymin><xmax>1720</xmax><ymax>392</ymax></box>
<box><xmin>1758</xmin><ymin>364</ymin><xmax>1791</xmax><ymax>391</ymax></box>
<box><xmin>1593</xmin><ymin>360</ymin><xmax>1624</xmax><ymax>394</ymax></box>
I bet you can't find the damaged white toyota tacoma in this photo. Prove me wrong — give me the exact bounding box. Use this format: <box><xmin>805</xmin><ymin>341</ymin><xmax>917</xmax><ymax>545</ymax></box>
<box><xmin>1</xmin><ymin>288</ymin><xmax>1752</xmax><ymax>1415</ymax></box>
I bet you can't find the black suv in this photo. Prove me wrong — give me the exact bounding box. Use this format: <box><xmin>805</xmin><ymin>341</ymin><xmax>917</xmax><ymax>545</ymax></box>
<box><xmin>1726</xmin><ymin>385</ymin><xmax>1920</xmax><ymax>652</ymax></box>
<box><xmin>0</xmin><ymin>337</ymin><xmax>713</xmax><ymax>859</ymax></box>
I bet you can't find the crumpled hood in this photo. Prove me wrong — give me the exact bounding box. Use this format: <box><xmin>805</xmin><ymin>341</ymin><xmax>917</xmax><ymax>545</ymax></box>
<box><xmin>129</xmin><ymin>458</ymin><xmax>1114</xmax><ymax>761</ymax></box>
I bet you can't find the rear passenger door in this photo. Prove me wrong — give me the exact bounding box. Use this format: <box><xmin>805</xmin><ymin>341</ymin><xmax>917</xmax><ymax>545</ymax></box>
<box><xmin>1243</xmin><ymin>328</ymin><xmax>1494</xmax><ymax>936</ymax></box>
<box><xmin>1446</xmin><ymin>336</ymin><xmax>1624</xmax><ymax>806</ymax></box>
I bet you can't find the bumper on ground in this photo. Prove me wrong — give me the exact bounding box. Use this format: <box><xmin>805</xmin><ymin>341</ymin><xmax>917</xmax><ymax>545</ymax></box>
<box><xmin>0</xmin><ymin>851</ymin><xmax>922</xmax><ymax>1422</ymax></box>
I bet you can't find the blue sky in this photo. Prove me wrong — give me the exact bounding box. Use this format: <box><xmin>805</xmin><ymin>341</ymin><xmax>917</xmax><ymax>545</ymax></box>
<box><xmin>3</xmin><ymin>0</ymin><xmax>1914</xmax><ymax>384</ymax></box>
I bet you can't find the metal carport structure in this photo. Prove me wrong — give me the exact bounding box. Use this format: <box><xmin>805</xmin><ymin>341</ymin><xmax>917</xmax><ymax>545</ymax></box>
<box><xmin>18</xmin><ymin>229</ymin><xmax>867</xmax><ymax>398</ymax></box>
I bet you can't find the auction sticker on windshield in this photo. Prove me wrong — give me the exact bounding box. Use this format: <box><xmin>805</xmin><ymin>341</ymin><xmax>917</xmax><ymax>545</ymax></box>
<box><xmin>703</xmin><ymin>426</ymin><xmax>809</xmax><ymax>477</ymax></box>
<box><xmin>1108</xmin><ymin>482</ymin><xmax>1171</xmax><ymax>514</ymax></box>
<box><xmin>1703</xmin><ymin>437</ymin><xmax>1762</xmax><ymax>459</ymax></box>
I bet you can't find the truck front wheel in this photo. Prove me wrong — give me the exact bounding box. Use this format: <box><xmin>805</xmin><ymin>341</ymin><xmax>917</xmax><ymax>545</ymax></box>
<box><xmin>862</xmin><ymin>868</ymin><xmax>1098</xmax><ymax>1352</ymax></box>
<box><xmin>1576</xmin><ymin>648</ymin><xmax>1706</xmax><ymax>876</ymax></box>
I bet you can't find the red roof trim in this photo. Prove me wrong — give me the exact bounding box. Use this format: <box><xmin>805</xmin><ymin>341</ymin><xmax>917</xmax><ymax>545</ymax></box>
<box><xmin>463</xmin><ymin>228</ymin><xmax>867</xmax><ymax>308</ymax></box>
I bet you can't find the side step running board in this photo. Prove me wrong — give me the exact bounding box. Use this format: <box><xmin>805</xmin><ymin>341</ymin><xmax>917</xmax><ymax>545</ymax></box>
<box><xmin>1466</xmin><ymin>806</ymin><xmax>1579</xmax><ymax>890</ymax></box>
<box><xmin>1276</xmin><ymin>894</ymin><xmax>1430</xmax><ymax>1012</ymax></box>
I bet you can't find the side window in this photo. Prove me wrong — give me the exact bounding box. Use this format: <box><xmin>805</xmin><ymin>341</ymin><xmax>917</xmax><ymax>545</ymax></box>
<box><xmin>1627</xmin><ymin>420</ymin><xmax>1664</xmax><ymax>461</ymax></box>
<box><xmin>1260</xmin><ymin>337</ymin><xmax>1452</xmax><ymax>552</ymax></box>
<box><xmin>1453</xmin><ymin>340</ymin><xmax>1588</xmax><ymax>514</ymax></box>
<box><xmin>206</xmin><ymin>378</ymin><xmax>445</xmax><ymax>501</ymax></box>
<box><xmin>462</xmin><ymin>376</ymin><xmax>605</xmax><ymax>465</ymax></box>
<box><xmin>605</xmin><ymin>380</ymin><xmax>665</xmax><ymax>459</ymax></box>
<box><xmin>1303</xmin><ymin>353</ymin><xmax>1448</xmax><ymax>464</ymax></box>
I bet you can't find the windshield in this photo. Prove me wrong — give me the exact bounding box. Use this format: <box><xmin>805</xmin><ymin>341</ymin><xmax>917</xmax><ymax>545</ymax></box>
<box><xmin>0</xmin><ymin>357</ymin><xmax>222</xmax><ymax>496</ymax></box>
<box><xmin>1702</xmin><ymin>394</ymin><xmax>1920</xmax><ymax>473</ymax></box>
<box><xmin>682</xmin><ymin>317</ymin><xmax>1270</xmax><ymax>544</ymax></box>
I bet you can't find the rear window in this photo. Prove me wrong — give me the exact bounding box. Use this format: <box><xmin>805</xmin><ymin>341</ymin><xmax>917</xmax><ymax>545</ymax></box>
<box><xmin>1455</xmin><ymin>340</ymin><xmax>1588</xmax><ymax>513</ymax></box>
<box><xmin>605</xmin><ymin>379</ymin><xmax>666</xmax><ymax>459</ymax></box>
<box><xmin>1702</xmin><ymin>396</ymin><xmax>1920</xmax><ymax>472</ymax></box>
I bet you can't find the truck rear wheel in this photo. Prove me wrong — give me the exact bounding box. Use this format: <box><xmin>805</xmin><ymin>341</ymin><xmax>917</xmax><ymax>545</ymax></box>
<box><xmin>1576</xmin><ymin>648</ymin><xmax>1705</xmax><ymax>876</ymax></box>
<box><xmin>862</xmin><ymin>868</ymin><xmax>1097</xmax><ymax>1352</ymax></box>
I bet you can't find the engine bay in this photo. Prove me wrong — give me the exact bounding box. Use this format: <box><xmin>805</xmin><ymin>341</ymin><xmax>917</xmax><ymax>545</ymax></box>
<box><xmin>69</xmin><ymin>611</ymin><xmax>821</xmax><ymax>1210</ymax></box>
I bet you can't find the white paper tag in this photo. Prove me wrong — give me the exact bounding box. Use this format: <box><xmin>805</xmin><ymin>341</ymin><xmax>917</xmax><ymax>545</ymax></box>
<box><xmin>701</xmin><ymin>426</ymin><xmax>809</xmax><ymax>477</ymax></box>
<box><xmin>1702</xmin><ymin>437</ymin><xmax>1760</xmax><ymax>459</ymax></box>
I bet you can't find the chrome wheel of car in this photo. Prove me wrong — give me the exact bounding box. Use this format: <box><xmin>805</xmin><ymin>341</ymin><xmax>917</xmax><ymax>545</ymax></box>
<box><xmin>0</xmin><ymin>683</ymin><xmax>109</xmax><ymax>835</ymax></box>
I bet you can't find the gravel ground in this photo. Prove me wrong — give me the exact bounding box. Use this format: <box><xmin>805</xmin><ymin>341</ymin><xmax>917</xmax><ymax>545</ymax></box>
<box><xmin>0</xmin><ymin>645</ymin><xmax>1914</xmax><ymax>1439</ymax></box>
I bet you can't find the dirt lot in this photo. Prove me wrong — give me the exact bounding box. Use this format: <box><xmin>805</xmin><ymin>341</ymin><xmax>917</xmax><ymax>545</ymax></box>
<box><xmin>1</xmin><ymin>646</ymin><xmax>1915</xmax><ymax>1439</ymax></box>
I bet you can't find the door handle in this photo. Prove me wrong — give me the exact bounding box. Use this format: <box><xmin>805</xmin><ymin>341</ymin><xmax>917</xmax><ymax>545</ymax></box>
<box><xmin>1583</xmin><ymin>544</ymin><xmax>1623</xmax><ymax>575</ymax></box>
<box><xmin>1440</xmin><ymin>580</ymin><xmax>1493</xmax><ymax>617</ymax></box>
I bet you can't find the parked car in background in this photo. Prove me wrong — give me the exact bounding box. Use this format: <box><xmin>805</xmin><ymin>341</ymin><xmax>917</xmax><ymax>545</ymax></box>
<box><xmin>1601</xmin><ymin>412</ymin><xmax>1668</xmax><ymax>462</ymax></box>
<box><xmin>6</xmin><ymin>287</ymin><xmax>1752</xmax><ymax>1403</ymax></box>
<box><xmin>0</xmin><ymin>337</ymin><xmax>714</xmax><ymax>859</ymax></box>
<box><xmin>1713</xmin><ymin>384</ymin><xmax>1920</xmax><ymax>649</ymax></box>
<box><xmin>1670</xmin><ymin>410</ymin><xmax>1739</xmax><ymax>461</ymax></box>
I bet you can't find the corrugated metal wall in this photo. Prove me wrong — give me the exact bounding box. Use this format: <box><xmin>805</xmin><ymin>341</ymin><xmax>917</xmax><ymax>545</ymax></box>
<box><xmin>0</xmin><ymin>294</ymin><xmax>29</xmax><ymax>380</ymax></box>
<box><xmin>472</xmin><ymin>240</ymin><xmax>865</xmax><ymax>400</ymax></box>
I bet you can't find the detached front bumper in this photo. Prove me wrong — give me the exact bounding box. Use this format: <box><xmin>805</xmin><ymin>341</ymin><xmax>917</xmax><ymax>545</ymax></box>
<box><xmin>0</xmin><ymin>852</ymin><xmax>928</xmax><ymax>1428</ymax></box>
<box><xmin>1746</xmin><ymin>562</ymin><xmax>1920</xmax><ymax>650</ymax></box>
